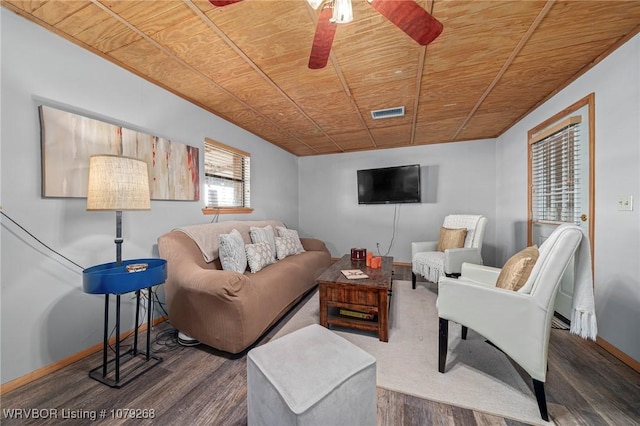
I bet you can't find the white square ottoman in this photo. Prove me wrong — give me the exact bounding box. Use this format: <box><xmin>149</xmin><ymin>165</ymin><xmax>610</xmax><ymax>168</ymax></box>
<box><xmin>247</xmin><ymin>324</ymin><xmax>377</xmax><ymax>426</ymax></box>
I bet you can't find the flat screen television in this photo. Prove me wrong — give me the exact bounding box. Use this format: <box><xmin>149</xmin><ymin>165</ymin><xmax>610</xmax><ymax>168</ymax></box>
<box><xmin>357</xmin><ymin>164</ymin><xmax>421</xmax><ymax>204</ymax></box>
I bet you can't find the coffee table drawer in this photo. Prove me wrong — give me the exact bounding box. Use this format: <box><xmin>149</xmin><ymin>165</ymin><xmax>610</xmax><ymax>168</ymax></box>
<box><xmin>325</xmin><ymin>286</ymin><xmax>380</xmax><ymax>306</ymax></box>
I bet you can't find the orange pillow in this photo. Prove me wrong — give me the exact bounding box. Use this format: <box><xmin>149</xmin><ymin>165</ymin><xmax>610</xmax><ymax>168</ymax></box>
<box><xmin>437</xmin><ymin>227</ymin><xmax>467</xmax><ymax>252</ymax></box>
<box><xmin>496</xmin><ymin>245</ymin><xmax>539</xmax><ymax>291</ymax></box>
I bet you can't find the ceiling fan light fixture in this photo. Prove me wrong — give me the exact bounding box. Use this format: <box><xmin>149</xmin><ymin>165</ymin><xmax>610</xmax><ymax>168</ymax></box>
<box><xmin>306</xmin><ymin>0</ymin><xmax>324</xmax><ymax>10</ymax></box>
<box><xmin>331</xmin><ymin>0</ymin><xmax>353</xmax><ymax>24</ymax></box>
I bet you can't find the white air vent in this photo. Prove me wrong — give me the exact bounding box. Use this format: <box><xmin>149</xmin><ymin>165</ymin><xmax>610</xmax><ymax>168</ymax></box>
<box><xmin>371</xmin><ymin>106</ymin><xmax>405</xmax><ymax>119</ymax></box>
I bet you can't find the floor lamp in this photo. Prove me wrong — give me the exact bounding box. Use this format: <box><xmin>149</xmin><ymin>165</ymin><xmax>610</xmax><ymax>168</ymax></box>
<box><xmin>85</xmin><ymin>154</ymin><xmax>164</xmax><ymax>388</ymax></box>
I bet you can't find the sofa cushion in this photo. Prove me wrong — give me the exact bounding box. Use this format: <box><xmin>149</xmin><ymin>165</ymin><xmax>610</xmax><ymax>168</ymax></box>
<box><xmin>219</xmin><ymin>229</ymin><xmax>247</xmax><ymax>273</ymax></box>
<box><xmin>250</xmin><ymin>225</ymin><xmax>277</xmax><ymax>263</ymax></box>
<box><xmin>275</xmin><ymin>236</ymin><xmax>299</xmax><ymax>260</ymax></box>
<box><xmin>496</xmin><ymin>245</ymin><xmax>539</xmax><ymax>291</ymax></box>
<box><xmin>246</xmin><ymin>241</ymin><xmax>276</xmax><ymax>273</ymax></box>
<box><xmin>277</xmin><ymin>226</ymin><xmax>305</xmax><ymax>254</ymax></box>
<box><xmin>437</xmin><ymin>227</ymin><xmax>467</xmax><ymax>252</ymax></box>
<box><xmin>174</xmin><ymin>220</ymin><xmax>285</xmax><ymax>263</ymax></box>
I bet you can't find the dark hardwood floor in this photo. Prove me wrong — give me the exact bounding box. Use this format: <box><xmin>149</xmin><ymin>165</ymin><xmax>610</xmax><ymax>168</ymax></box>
<box><xmin>2</xmin><ymin>266</ymin><xmax>639</xmax><ymax>425</ymax></box>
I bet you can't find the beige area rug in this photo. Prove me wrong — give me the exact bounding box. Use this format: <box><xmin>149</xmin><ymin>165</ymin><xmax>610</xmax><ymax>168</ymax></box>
<box><xmin>273</xmin><ymin>280</ymin><xmax>551</xmax><ymax>425</ymax></box>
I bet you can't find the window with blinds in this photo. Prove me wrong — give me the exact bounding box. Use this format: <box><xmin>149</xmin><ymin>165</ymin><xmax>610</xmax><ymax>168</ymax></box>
<box><xmin>530</xmin><ymin>116</ymin><xmax>581</xmax><ymax>224</ymax></box>
<box><xmin>204</xmin><ymin>138</ymin><xmax>250</xmax><ymax>209</ymax></box>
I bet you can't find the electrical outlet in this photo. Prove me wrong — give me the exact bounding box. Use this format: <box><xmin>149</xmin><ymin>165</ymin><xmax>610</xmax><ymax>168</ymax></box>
<box><xmin>617</xmin><ymin>195</ymin><xmax>633</xmax><ymax>211</ymax></box>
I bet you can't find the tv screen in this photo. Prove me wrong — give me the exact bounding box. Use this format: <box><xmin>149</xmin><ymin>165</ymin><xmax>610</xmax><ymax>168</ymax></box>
<box><xmin>357</xmin><ymin>164</ymin><xmax>421</xmax><ymax>204</ymax></box>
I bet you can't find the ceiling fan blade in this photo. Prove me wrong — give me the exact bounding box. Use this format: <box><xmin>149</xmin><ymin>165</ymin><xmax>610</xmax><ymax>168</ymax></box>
<box><xmin>308</xmin><ymin>7</ymin><xmax>338</xmax><ymax>69</ymax></box>
<box><xmin>209</xmin><ymin>0</ymin><xmax>242</xmax><ymax>6</ymax></box>
<box><xmin>369</xmin><ymin>0</ymin><xmax>443</xmax><ymax>45</ymax></box>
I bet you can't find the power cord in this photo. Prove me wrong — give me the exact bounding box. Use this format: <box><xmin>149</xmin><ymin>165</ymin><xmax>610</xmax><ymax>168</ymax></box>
<box><xmin>377</xmin><ymin>204</ymin><xmax>400</xmax><ymax>256</ymax></box>
<box><xmin>210</xmin><ymin>208</ymin><xmax>221</xmax><ymax>223</ymax></box>
<box><xmin>152</xmin><ymin>328</ymin><xmax>183</xmax><ymax>353</ymax></box>
<box><xmin>153</xmin><ymin>290</ymin><xmax>169</xmax><ymax>318</ymax></box>
<box><xmin>1</xmin><ymin>210</ymin><xmax>85</xmax><ymax>270</ymax></box>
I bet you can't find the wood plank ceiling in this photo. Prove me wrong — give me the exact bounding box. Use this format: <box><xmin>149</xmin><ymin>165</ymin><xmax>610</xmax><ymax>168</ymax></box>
<box><xmin>4</xmin><ymin>0</ymin><xmax>640</xmax><ymax>156</ymax></box>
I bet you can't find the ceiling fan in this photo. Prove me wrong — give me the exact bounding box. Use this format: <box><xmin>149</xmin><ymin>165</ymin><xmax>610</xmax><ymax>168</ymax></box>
<box><xmin>208</xmin><ymin>0</ymin><xmax>443</xmax><ymax>70</ymax></box>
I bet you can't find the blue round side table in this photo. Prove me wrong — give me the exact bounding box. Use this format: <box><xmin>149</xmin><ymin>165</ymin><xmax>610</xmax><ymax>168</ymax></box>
<box><xmin>83</xmin><ymin>258</ymin><xmax>167</xmax><ymax>388</ymax></box>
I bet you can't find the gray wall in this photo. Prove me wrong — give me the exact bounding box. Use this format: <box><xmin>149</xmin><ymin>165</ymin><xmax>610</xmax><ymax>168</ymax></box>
<box><xmin>496</xmin><ymin>35</ymin><xmax>640</xmax><ymax>362</ymax></box>
<box><xmin>0</xmin><ymin>10</ymin><xmax>300</xmax><ymax>384</ymax></box>
<box><xmin>298</xmin><ymin>140</ymin><xmax>497</xmax><ymax>265</ymax></box>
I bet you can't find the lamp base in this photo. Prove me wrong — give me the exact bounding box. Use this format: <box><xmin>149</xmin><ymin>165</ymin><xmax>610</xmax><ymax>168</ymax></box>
<box><xmin>83</xmin><ymin>264</ymin><xmax>167</xmax><ymax>389</ymax></box>
<box><xmin>89</xmin><ymin>349</ymin><xmax>162</xmax><ymax>388</ymax></box>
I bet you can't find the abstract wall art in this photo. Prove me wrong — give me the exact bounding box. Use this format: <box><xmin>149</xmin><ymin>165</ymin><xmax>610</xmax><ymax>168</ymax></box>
<box><xmin>39</xmin><ymin>105</ymin><xmax>199</xmax><ymax>201</ymax></box>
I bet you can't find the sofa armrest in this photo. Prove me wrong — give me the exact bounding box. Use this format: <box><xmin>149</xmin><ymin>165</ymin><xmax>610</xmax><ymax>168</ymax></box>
<box><xmin>412</xmin><ymin>241</ymin><xmax>438</xmax><ymax>257</ymax></box>
<box><xmin>301</xmin><ymin>237</ymin><xmax>329</xmax><ymax>253</ymax></box>
<box><xmin>164</xmin><ymin>266</ymin><xmax>259</xmax><ymax>351</ymax></box>
<box><xmin>175</xmin><ymin>268</ymin><xmax>252</xmax><ymax>299</ymax></box>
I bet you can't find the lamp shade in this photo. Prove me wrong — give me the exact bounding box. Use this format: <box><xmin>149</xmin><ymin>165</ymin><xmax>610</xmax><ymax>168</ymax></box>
<box><xmin>87</xmin><ymin>155</ymin><xmax>151</xmax><ymax>211</ymax></box>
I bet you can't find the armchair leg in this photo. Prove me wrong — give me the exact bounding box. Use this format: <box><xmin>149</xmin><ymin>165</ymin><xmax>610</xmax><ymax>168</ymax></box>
<box><xmin>438</xmin><ymin>318</ymin><xmax>448</xmax><ymax>373</ymax></box>
<box><xmin>532</xmin><ymin>379</ymin><xmax>549</xmax><ymax>421</ymax></box>
<box><xmin>461</xmin><ymin>326</ymin><xmax>468</xmax><ymax>340</ymax></box>
<box><xmin>412</xmin><ymin>272</ymin><xmax>417</xmax><ymax>289</ymax></box>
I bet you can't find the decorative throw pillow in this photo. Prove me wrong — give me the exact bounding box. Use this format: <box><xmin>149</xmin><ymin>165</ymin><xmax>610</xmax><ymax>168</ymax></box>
<box><xmin>437</xmin><ymin>227</ymin><xmax>468</xmax><ymax>252</ymax></box>
<box><xmin>245</xmin><ymin>241</ymin><xmax>276</xmax><ymax>273</ymax></box>
<box><xmin>250</xmin><ymin>225</ymin><xmax>277</xmax><ymax>262</ymax></box>
<box><xmin>276</xmin><ymin>226</ymin><xmax>305</xmax><ymax>254</ymax></box>
<box><xmin>275</xmin><ymin>236</ymin><xmax>299</xmax><ymax>260</ymax></box>
<box><xmin>218</xmin><ymin>229</ymin><xmax>247</xmax><ymax>273</ymax></box>
<box><xmin>496</xmin><ymin>245</ymin><xmax>540</xmax><ymax>291</ymax></box>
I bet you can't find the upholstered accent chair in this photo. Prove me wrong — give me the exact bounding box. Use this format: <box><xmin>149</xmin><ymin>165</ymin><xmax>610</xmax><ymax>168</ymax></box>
<box><xmin>411</xmin><ymin>215</ymin><xmax>487</xmax><ymax>288</ymax></box>
<box><xmin>436</xmin><ymin>224</ymin><xmax>585</xmax><ymax>421</ymax></box>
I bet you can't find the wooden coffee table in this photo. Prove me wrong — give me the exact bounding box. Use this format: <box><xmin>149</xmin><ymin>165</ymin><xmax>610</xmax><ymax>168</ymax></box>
<box><xmin>317</xmin><ymin>254</ymin><xmax>393</xmax><ymax>342</ymax></box>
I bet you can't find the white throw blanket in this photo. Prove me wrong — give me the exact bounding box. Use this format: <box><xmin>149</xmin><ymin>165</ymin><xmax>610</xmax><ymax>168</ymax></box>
<box><xmin>569</xmin><ymin>226</ymin><xmax>598</xmax><ymax>340</ymax></box>
<box><xmin>175</xmin><ymin>224</ymin><xmax>220</xmax><ymax>262</ymax></box>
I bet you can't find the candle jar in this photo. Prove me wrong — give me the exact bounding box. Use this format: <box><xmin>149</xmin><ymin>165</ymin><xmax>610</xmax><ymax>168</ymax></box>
<box><xmin>351</xmin><ymin>248</ymin><xmax>366</xmax><ymax>261</ymax></box>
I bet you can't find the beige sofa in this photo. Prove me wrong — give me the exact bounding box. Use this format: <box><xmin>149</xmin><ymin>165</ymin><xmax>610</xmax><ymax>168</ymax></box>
<box><xmin>157</xmin><ymin>220</ymin><xmax>331</xmax><ymax>354</ymax></box>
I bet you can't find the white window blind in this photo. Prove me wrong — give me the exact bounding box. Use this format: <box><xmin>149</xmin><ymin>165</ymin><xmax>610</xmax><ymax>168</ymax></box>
<box><xmin>204</xmin><ymin>139</ymin><xmax>250</xmax><ymax>208</ymax></box>
<box><xmin>531</xmin><ymin>117</ymin><xmax>581</xmax><ymax>224</ymax></box>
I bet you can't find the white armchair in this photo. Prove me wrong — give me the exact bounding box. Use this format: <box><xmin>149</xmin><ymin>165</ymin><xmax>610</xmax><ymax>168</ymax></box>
<box><xmin>436</xmin><ymin>224</ymin><xmax>585</xmax><ymax>421</ymax></box>
<box><xmin>412</xmin><ymin>214</ymin><xmax>487</xmax><ymax>288</ymax></box>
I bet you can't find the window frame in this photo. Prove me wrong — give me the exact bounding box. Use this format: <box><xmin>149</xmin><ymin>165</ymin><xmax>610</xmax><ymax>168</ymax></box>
<box><xmin>202</xmin><ymin>138</ymin><xmax>253</xmax><ymax>215</ymax></box>
<box><xmin>527</xmin><ymin>93</ymin><xmax>595</xmax><ymax>248</ymax></box>
<box><xmin>530</xmin><ymin>115</ymin><xmax>582</xmax><ymax>224</ymax></box>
